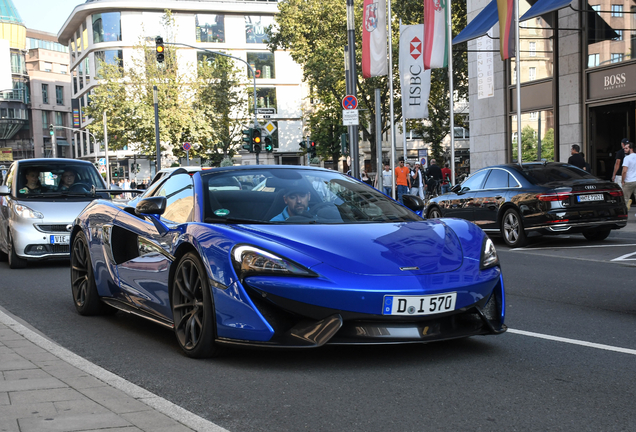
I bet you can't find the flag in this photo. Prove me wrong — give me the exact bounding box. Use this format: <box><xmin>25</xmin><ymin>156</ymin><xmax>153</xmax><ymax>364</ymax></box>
<box><xmin>423</xmin><ymin>0</ymin><xmax>448</xmax><ymax>69</ymax></box>
<box><xmin>497</xmin><ymin>0</ymin><xmax>516</xmax><ymax>60</ymax></box>
<box><xmin>362</xmin><ymin>0</ymin><xmax>388</xmax><ymax>78</ymax></box>
<box><xmin>399</xmin><ymin>24</ymin><xmax>431</xmax><ymax>119</ymax></box>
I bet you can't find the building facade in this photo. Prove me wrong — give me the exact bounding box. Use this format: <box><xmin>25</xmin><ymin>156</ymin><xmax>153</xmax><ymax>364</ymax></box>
<box><xmin>57</xmin><ymin>0</ymin><xmax>306</xmax><ymax>178</ymax></box>
<box><xmin>466</xmin><ymin>0</ymin><xmax>636</xmax><ymax>179</ymax></box>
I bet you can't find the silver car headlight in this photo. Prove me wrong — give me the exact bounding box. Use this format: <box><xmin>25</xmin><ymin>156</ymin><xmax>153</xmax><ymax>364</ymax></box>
<box><xmin>231</xmin><ymin>245</ymin><xmax>316</xmax><ymax>282</ymax></box>
<box><xmin>480</xmin><ymin>237</ymin><xmax>499</xmax><ymax>269</ymax></box>
<box><xmin>14</xmin><ymin>204</ymin><xmax>44</xmax><ymax>219</ymax></box>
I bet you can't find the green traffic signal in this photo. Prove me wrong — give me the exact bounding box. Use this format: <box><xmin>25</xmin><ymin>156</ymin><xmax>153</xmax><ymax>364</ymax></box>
<box><xmin>264</xmin><ymin>136</ymin><xmax>273</xmax><ymax>152</ymax></box>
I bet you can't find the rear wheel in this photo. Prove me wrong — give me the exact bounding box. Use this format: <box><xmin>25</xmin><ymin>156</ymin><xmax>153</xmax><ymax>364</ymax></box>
<box><xmin>582</xmin><ymin>228</ymin><xmax>611</xmax><ymax>241</ymax></box>
<box><xmin>171</xmin><ymin>252</ymin><xmax>220</xmax><ymax>358</ymax></box>
<box><xmin>500</xmin><ymin>209</ymin><xmax>528</xmax><ymax>247</ymax></box>
<box><xmin>8</xmin><ymin>232</ymin><xmax>26</xmax><ymax>269</ymax></box>
<box><xmin>427</xmin><ymin>207</ymin><xmax>442</xmax><ymax>219</ymax></box>
<box><xmin>71</xmin><ymin>231</ymin><xmax>103</xmax><ymax>315</ymax></box>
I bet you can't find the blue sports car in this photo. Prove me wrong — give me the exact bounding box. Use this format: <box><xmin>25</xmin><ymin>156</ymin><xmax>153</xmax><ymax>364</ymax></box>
<box><xmin>70</xmin><ymin>166</ymin><xmax>506</xmax><ymax>358</ymax></box>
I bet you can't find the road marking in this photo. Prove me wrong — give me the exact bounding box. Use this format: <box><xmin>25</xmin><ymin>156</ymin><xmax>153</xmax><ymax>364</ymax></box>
<box><xmin>0</xmin><ymin>309</ymin><xmax>228</xmax><ymax>432</ymax></box>
<box><xmin>611</xmin><ymin>251</ymin><xmax>636</xmax><ymax>261</ymax></box>
<box><xmin>511</xmin><ymin>243</ymin><xmax>636</xmax><ymax>251</ymax></box>
<box><xmin>509</xmin><ymin>328</ymin><xmax>636</xmax><ymax>356</ymax></box>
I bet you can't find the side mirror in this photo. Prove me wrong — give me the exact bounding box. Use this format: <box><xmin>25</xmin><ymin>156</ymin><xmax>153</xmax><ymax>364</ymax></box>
<box><xmin>450</xmin><ymin>184</ymin><xmax>462</xmax><ymax>193</ymax></box>
<box><xmin>135</xmin><ymin>196</ymin><xmax>167</xmax><ymax>216</ymax></box>
<box><xmin>402</xmin><ymin>194</ymin><xmax>425</xmax><ymax>212</ymax></box>
<box><xmin>0</xmin><ymin>185</ymin><xmax>9</xmax><ymax>196</ymax></box>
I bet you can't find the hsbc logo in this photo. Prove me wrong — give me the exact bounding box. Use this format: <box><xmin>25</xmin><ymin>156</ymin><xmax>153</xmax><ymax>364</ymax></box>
<box><xmin>410</xmin><ymin>37</ymin><xmax>422</xmax><ymax>60</ymax></box>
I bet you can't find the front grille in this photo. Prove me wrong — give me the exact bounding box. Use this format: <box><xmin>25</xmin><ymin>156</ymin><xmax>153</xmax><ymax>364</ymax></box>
<box><xmin>35</xmin><ymin>224</ymin><xmax>71</xmax><ymax>233</ymax></box>
<box><xmin>24</xmin><ymin>244</ymin><xmax>70</xmax><ymax>255</ymax></box>
<box><xmin>51</xmin><ymin>245</ymin><xmax>70</xmax><ymax>253</ymax></box>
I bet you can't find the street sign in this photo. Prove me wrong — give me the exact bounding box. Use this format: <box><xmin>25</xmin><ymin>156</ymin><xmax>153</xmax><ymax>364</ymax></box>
<box><xmin>183</xmin><ymin>142</ymin><xmax>191</xmax><ymax>151</ymax></box>
<box><xmin>343</xmin><ymin>109</ymin><xmax>359</xmax><ymax>126</ymax></box>
<box><xmin>342</xmin><ymin>95</ymin><xmax>358</xmax><ymax>110</ymax></box>
<box><xmin>257</xmin><ymin>108</ymin><xmax>276</xmax><ymax>115</ymax></box>
<box><xmin>98</xmin><ymin>158</ymin><xmax>106</xmax><ymax>166</ymax></box>
<box><xmin>263</xmin><ymin>121</ymin><xmax>277</xmax><ymax>135</ymax></box>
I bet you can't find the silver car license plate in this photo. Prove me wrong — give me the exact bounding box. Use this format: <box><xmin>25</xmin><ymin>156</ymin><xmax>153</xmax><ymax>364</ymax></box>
<box><xmin>50</xmin><ymin>235</ymin><xmax>70</xmax><ymax>245</ymax></box>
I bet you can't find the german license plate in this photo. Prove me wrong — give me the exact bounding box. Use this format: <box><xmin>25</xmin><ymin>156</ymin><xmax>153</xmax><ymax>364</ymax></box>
<box><xmin>577</xmin><ymin>194</ymin><xmax>604</xmax><ymax>202</ymax></box>
<box><xmin>50</xmin><ymin>235</ymin><xmax>70</xmax><ymax>245</ymax></box>
<box><xmin>383</xmin><ymin>293</ymin><xmax>457</xmax><ymax>316</ymax></box>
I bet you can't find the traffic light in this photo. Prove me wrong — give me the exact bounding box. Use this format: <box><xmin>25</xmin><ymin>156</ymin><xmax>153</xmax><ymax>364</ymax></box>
<box><xmin>299</xmin><ymin>141</ymin><xmax>306</xmax><ymax>150</ymax></box>
<box><xmin>264</xmin><ymin>136</ymin><xmax>273</xmax><ymax>152</ymax></box>
<box><xmin>155</xmin><ymin>36</ymin><xmax>165</xmax><ymax>63</ymax></box>
<box><xmin>242</xmin><ymin>128</ymin><xmax>253</xmax><ymax>152</ymax></box>
<box><xmin>253</xmin><ymin>128</ymin><xmax>262</xmax><ymax>154</ymax></box>
<box><xmin>49</xmin><ymin>124</ymin><xmax>54</xmax><ymax>136</ymax></box>
<box><xmin>309</xmin><ymin>140</ymin><xmax>317</xmax><ymax>158</ymax></box>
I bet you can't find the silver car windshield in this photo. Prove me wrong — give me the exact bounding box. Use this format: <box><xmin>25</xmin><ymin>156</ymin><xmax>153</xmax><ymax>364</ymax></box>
<box><xmin>16</xmin><ymin>163</ymin><xmax>104</xmax><ymax>198</ymax></box>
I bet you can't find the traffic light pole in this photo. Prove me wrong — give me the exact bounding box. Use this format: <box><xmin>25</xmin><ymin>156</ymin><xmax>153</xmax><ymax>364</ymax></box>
<box><xmin>345</xmin><ymin>0</ymin><xmax>360</xmax><ymax>179</ymax></box>
<box><xmin>153</xmin><ymin>86</ymin><xmax>161</xmax><ymax>174</ymax></box>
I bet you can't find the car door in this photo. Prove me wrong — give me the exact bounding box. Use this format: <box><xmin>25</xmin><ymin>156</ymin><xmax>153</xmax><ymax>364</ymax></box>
<box><xmin>0</xmin><ymin>163</ymin><xmax>16</xmax><ymax>253</ymax></box>
<box><xmin>114</xmin><ymin>173</ymin><xmax>195</xmax><ymax>321</ymax></box>
<box><xmin>442</xmin><ymin>169</ymin><xmax>489</xmax><ymax>221</ymax></box>
<box><xmin>473</xmin><ymin>168</ymin><xmax>515</xmax><ymax>231</ymax></box>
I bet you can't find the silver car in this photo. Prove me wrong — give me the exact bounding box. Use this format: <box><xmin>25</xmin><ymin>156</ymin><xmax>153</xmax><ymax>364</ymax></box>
<box><xmin>0</xmin><ymin>159</ymin><xmax>108</xmax><ymax>268</ymax></box>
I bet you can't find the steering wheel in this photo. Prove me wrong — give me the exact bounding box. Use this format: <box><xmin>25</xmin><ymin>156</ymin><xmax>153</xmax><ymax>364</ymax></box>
<box><xmin>69</xmin><ymin>183</ymin><xmax>92</xmax><ymax>193</ymax></box>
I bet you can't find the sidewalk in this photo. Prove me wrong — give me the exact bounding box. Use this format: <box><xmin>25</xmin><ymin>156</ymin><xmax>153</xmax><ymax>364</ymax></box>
<box><xmin>0</xmin><ymin>309</ymin><xmax>228</xmax><ymax>432</ymax></box>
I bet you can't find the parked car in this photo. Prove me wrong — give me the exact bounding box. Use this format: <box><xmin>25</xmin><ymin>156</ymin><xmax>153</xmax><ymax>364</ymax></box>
<box><xmin>0</xmin><ymin>159</ymin><xmax>109</xmax><ymax>268</ymax></box>
<box><xmin>425</xmin><ymin>162</ymin><xmax>628</xmax><ymax>247</ymax></box>
<box><xmin>70</xmin><ymin>165</ymin><xmax>506</xmax><ymax>358</ymax></box>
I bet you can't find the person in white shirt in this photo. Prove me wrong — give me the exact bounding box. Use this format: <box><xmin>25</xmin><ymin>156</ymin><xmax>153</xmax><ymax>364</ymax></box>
<box><xmin>410</xmin><ymin>162</ymin><xmax>424</xmax><ymax>199</ymax></box>
<box><xmin>376</xmin><ymin>164</ymin><xmax>393</xmax><ymax>197</ymax></box>
<box><xmin>621</xmin><ymin>141</ymin><xmax>636</xmax><ymax>210</ymax></box>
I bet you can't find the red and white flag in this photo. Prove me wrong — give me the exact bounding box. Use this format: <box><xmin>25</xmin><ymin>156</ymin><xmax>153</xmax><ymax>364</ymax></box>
<box><xmin>423</xmin><ymin>0</ymin><xmax>448</xmax><ymax>70</ymax></box>
<box><xmin>399</xmin><ymin>24</ymin><xmax>431</xmax><ymax>119</ymax></box>
<box><xmin>362</xmin><ymin>0</ymin><xmax>388</xmax><ymax>78</ymax></box>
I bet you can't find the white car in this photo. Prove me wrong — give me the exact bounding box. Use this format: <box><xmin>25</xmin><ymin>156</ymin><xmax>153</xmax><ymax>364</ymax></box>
<box><xmin>0</xmin><ymin>159</ymin><xmax>108</xmax><ymax>268</ymax></box>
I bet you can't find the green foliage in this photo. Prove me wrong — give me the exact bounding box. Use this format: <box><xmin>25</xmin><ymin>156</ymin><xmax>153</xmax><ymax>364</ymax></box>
<box><xmin>512</xmin><ymin>126</ymin><xmax>555</xmax><ymax>162</ymax></box>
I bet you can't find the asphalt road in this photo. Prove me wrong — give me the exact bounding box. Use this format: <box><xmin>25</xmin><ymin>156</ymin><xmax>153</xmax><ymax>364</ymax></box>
<box><xmin>0</xmin><ymin>231</ymin><xmax>635</xmax><ymax>431</ymax></box>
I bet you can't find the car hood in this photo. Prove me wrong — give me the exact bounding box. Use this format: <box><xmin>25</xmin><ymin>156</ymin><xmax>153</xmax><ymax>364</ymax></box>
<box><xmin>15</xmin><ymin>199</ymin><xmax>92</xmax><ymax>222</ymax></box>
<box><xmin>236</xmin><ymin>221</ymin><xmax>463</xmax><ymax>276</ymax></box>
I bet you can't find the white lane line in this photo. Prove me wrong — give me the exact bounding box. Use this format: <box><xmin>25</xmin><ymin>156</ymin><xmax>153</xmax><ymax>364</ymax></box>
<box><xmin>611</xmin><ymin>251</ymin><xmax>636</xmax><ymax>261</ymax></box>
<box><xmin>508</xmin><ymin>328</ymin><xmax>636</xmax><ymax>356</ymax></box>
<box><xmin>511</xmin><ymin>243</ymin><xmax>636</xmax><ymax>251</ymax></box>
<box><xmin>0</xmin><ymin>309</ymin><xmax>229</xmax><ymax>432</ymax></box>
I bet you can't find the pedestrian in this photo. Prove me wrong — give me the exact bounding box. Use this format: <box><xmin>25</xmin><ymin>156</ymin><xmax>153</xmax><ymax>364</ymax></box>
<box><xmin>568</xmin><ymin>144</ymin><xmax>586</xmax><ymax>170</ymax></box>
<box><xmin>612</xmin><ymin>138</ymin><xmax>630</xmax><ymax>184</ymax></box>
<box><xmin>410</xmin><ymin>162</ymin><xmax>424</xmax><ymax>199</ymax></box>
<box><xmin>441</xmin><ymin>162</ymin><xmax>452</xmax><ymax>194</ymax></box>
<box><xmin>377</xmin><ymin>163</ymin><xmax>393</xmax><ymax>197</ymax></box>
<box><xmin>425</xmin><ymin>158</ymin><xmax>443</xmax><ymax>196</ymax></box>
<box><xmin>621</xmin><ymin>141</ymin><xmax>636</xmax><ymax>210</ymax></box>
<box><xmin>360</xmin><ymin>169</ymin><xmax>372</xmax><ymax>186</ymax></box>
<box><xmin>395</xmin><ymin>157</ymin><xmax>411</xmax><ymax>203</ymax></box>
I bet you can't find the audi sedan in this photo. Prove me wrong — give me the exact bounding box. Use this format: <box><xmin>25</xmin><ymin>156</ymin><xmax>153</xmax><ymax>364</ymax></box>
<box><xmin>0</xmin><ymin>159</ymin><xmax>109</xmax><ymax>268</ymax></box>
<box><xmin>425</xmin><ymin>162</ymin><xmax>627</xmax><ymax>247</ymax></box>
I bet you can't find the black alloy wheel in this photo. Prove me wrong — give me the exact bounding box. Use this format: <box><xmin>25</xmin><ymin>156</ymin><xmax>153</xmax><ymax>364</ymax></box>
<box><xmin>582</xmin><ymin>228</ymin><xmax>612</xmax><ymax>241</ymax></box>
<box><xmin>8</xmin><ymin>231</ymin><xmax>27</xmax><ymax>269</ymax></box>
<box><xmin>500</xmin><ymin>208</ymin><xmax>528</xmax><ymax>247</ymax></box>
<box><xmin>427</xmin><ymin>207</ymin><xmax>442</xmax><ymax>219</ymax></box>
<box><xmin>71</xmin><ymin>231</ymin><xmax>104</xmax><ymax>315</ymax></box>
<box><xmin>0</xmin><ymin>239</ymin><xmax>7</xmax><ymax>262</ymax></box>
<box><xmin>171</xmin><ymin>252</ymin><xmax>220</xmax><ymax>358</ymax></box>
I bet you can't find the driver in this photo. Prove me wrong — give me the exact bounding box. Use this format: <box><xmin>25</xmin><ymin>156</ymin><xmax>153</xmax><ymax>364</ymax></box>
<box><xmin>270</xmin><ymin>185</ymin><xmax>311</xmax><ymax>221</ymax></box>
<box><xmin>58</xmin><ymin>169</ymin><xmax>77</xmax><ymax>191</ymax></box>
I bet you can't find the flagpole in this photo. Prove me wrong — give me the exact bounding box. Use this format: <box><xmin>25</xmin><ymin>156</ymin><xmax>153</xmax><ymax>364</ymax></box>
<box><xmin>446</xmin><ymin>0</ymin><xmax>456</xmax><ymax>185</ymax></box>
<box><xmin>388</xmin><ymin>0</ymin><xmax>396</xmax><ymax>199</ymax></box>
<box><xmin>515</xmin><ymin>0</ymin><xmax>522</xmax><ymax>165</ymax></box>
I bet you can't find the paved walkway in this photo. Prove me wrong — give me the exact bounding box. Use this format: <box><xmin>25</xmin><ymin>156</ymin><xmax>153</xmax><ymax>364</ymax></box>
<box><xmin>0</xmin><ymin>310</ymin><xmax>228</xmax><ymax>432</ymax></box>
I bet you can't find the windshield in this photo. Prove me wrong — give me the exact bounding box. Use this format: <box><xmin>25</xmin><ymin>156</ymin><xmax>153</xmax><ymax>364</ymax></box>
<box><xmin>520</xmin><ymin>164</ymin><xmax>596</xmax><ymax>186</ymax></box>
<box><xmin>16</xmin><ymin>162</ymin><xmax>106</xmax><ymax>198</ymax></box>
<box><xmin>202</xmin><ymin>168</ymin><xmax>421</xmax><ymax>224</ymax></box>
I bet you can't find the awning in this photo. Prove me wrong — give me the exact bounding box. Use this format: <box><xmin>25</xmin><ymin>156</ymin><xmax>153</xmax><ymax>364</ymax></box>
<box><xmin>520</xmin><ymin>0</ymin><xmax>572</xmax><ymax>22</ymax></box>
<box><xmin>55</xmin><ymin>139</ymin><xmax>70</xmax><ymax>147</ymax></box>
<box><xmin>453</xmin><ymin>0</ymin><xmax>499</xmax><ymax>45</ymax></box>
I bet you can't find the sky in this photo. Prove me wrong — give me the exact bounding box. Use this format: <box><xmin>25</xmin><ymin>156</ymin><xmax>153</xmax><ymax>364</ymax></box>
<box><xmin>16</xmin><ymin>0</ymin><xmax>83</xmax><ymax>35</ymax></box>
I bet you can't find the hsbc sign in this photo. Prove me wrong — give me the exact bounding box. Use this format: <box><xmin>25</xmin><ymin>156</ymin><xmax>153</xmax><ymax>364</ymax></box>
<box><xmin>399</xmin><ymin>25</ymin><xmax>430</xmax><ymax>119</ymax></box>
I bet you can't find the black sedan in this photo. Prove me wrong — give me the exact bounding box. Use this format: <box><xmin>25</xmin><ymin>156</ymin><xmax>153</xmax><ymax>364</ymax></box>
<box><xmin>425</xmin><ymin>162</ymin><xmax>628</xmax><ymax>247</ymax></box>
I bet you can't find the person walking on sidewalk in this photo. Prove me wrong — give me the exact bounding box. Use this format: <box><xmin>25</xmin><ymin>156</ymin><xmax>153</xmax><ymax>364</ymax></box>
<box><xmin>395</xmin><ymin>157</ymin><xmax>411</xmax><ymax>203</ymax></box>
<box><xmin>621</xmin><ymin>141</ymin><xmax>636</xmax><ymax>211</ymax></box>
<box><xmin>613</xmin><ymin>138</ymin><xmax>630</xmax><ymax>184</ymax></box>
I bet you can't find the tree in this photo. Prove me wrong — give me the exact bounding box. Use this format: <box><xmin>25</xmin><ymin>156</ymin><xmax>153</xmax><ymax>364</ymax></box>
<box><xmin>512</xmin><ymin>125</ymin><xmax>555</xmax><ymax>162</ymax></box>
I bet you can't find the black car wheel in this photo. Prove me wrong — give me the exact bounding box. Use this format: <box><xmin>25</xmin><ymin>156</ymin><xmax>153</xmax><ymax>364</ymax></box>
<box><xmin>582</xmin><ymin>228</ymin><xmax>611</xmax><ymax>241</ymax></box>
<box><xmin>501</xmin><ymin>209</ymin><xmax>528</xmax><ymax>247</ymax></box>
<box><xmin>427</xmin><ymin>207</ymin><xmax>442</xmax><ymax>219</ymax></box>
<box><xmin>71</xmin><ymin>231</ymin><xmax>104</xmax><ymax>315</ymax></box>
<box><xmin>171</xmin><ymin>252</ymin><xmax>220</xmax><ymax>358</ymax></box>
<box><xmin>8</xmin><ymin>232</ymin><xmax>26</xmax><ymax>269</ymax></box>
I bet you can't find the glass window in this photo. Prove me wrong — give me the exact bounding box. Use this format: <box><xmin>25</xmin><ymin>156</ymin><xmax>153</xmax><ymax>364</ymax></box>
<box><xmin>60</xmin><ymin>65</ymin><xmax>67</xmax><ymax>74</ymax></box>
<box><xmin>247</xmin><ymin>52</ymin><xmax>275</xmax><ymax>79</ymax></box>
<box><xmin>588</xmin><ymin>53</ymin><xmax>600</xmax><ymax>67</ymax></box>
<box><xmin>42</xmin><ymin>84</ymin><xmax>49</xmax><ymax>104</ymax></box>
<box><xmin>56</xmin><ymin>86</ymin><xmax>63</xmax><ymax>105</ymax></box>
<box><xmin>55</xmin><ymin>112</ymin><xmax>63</xmax><ymax>126</ymax></box>
<box><xmin>41</xmin><ymin>111</ymin><xmax>48</xmax><ymax>126</ymax></box>
<box><xmin>92</xmin><ymin>12</ymin><xmax>122</xmax><ymax>43</ymax></box>
<box><xmin>528</xmin><ymin>42</ymin><xmax>536</xmax><ymax>57</ymax></box>
<box><xmin>7</xmin><ymin>108</ymin><xmax>14</xmax><ymax>118</ymax></box>
<box><xmin>615</xmin><ymin>30</ymin><xmax>623</xmax><ymax>41</ymax></box>
<box><xmin>154</xmin><ymin>174</ymin><xmax>194</xmax><ymax>224</ymax></box>
<box><xmin>587</xmin><ymin>4</ymin><xmax>632</xmax><ymax>67</ymax></box>
<box><xmin>520</xmin><ymin>165</ymin><xmax>595</xmax><ymax>185</ymax></box>
<box><xmin>591</xmin><ymin>4</ymin><xmax>600</xmax><ymax>11</ymax></box>
<box><xmin>44</xmin><ymin>62</ymin><xmax>52</xmax><ymax>72</ymax></box>
<box><xmin>16</xmin><ymin>162</ymin><xmax>105</xmax><ymax>197</ymax></box>
<box><xmin>245</xmin><ymin>15</ymin><xmax>275</xmax><ymax>44</ymax></box>
<box><xmin>95</xmin><ymin>50</ymin><xmax>123</xmax><ymax>76</ymax></box>
<box><xmin>484</xmin><ymin>169</ymin><xmax>512</xmax><ymax>189</ymax></box>
<box><xmin>510</xmin><ymin>110</ymin><xmax>555</xmax><ymax>162</ymax></box>
<box><xmin>611</xmin><ymin>4</ymin><xmax>623</xmax><ymax>16</ymax></box>
<box><xmin>528</xmin><ymin>67</ymin><xmax>536</xmax><ymax>81</ymax></box>
<box><xmin>611</xmin><ymin>53</ymin><xmax>623</xmax><ymax>63</ymax></box>
<box><xmin>249</xmin><ymin>87</ymin><xmax>277</xmax><ymax>112</ymax></box>
<box><xmin>1</xmin><ymin>108</ymin><xmax>7</xmax><ymax>118</ymax></box>
<box><xmin>196</xmin><ymin>14</ymin><xmax>225</xmax><ymax>43</ymax></box>
<box><xmin>460</xmin><ymin>170</ymin><xmax>489</xmax><ymax>191</ymax></box>
<box><xmin>510</xmin><ymin>9</ymin><xmax>553</xmax><ymax>84</ymax></box>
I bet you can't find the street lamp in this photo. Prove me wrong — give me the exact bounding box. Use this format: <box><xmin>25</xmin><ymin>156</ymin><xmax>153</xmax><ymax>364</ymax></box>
<box><xmin>53</xmin><ymin>125</ymin><xmax>98</xmax><ymax>162</ymax></box>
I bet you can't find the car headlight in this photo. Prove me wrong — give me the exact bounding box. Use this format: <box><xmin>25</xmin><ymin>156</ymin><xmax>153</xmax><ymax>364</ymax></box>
<box><xmin>480</xmin><ymin>237</ymin><xmax>499</xmax><ymax>269</ymax></box>
<box><xmin>14</xmin><ymin>204</ymin><xmax>44</xmax><ymax>219</ymax></box>
<box><xmin>231</xmin><ymin>245</ymin><xmax>317</xmax><ymax>282</ymax></box>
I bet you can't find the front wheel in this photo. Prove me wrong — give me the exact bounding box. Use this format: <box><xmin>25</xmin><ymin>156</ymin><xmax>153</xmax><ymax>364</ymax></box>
<box><xmin>427</xmin><ymin>207</ymin><xmax>442</xmax><ymax>219</ymax></box>
<box><xmin>500</xmin><ymin>209</ymin><xmax>528</xmax><ymax>247</ymax></box>
<box><xmin>171</xmin><ymin>252</ymin><xmax>221</xmax><ymax>358</ymax></box>
<box><xmin>70</xmin><ymin>231</ymin><xmax>104</xmax><ymax>315</ymax></box>
<box><xmin>582</xmin><ymin>228</ymin><xmax>611</xmax><ymax>241</ymax></box>
<box><xmin>8</xmin><ymin>232</ymin><xmax>26</xmax><ymax>269</ymax></box>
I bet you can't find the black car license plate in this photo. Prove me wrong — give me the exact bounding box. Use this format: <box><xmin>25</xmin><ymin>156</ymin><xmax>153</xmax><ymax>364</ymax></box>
<box><xmin>577</xmin><ymin>194</ymin><xmax>604</xmax><ymax>202</ymax></box>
